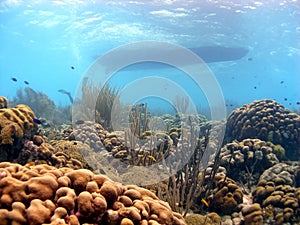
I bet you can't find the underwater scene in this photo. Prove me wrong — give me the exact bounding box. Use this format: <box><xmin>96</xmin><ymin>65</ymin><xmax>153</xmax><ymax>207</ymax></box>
<box><xmin>0</xmin><ymin>0</ymin><xmax>300</xmax><ymax>224</ymax></box>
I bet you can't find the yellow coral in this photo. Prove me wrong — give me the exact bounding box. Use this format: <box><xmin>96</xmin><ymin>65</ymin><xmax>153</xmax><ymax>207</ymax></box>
<box><xmin>0</xmin><ymin>104</ymin><xmax>37</xmax><ymax>145</ymax></box>
<box><xmin>0</xmin><ymin>97</ymin><xmax>8</xmax><ymax>109</ymax></box>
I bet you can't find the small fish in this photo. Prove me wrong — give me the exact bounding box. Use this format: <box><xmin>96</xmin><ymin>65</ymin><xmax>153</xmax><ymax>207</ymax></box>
<box><xmin>25</xmin><ymin>161</ymin><xmax>35</xmax><ymax>168</ymax></box>
<box><xmin>254</xmin><ymin>86</ymin><xmax>257</xmax><ymax>89</ymax></box>
<box><xmin>297</xmin><ymin>102</ymin><xmax>300</xmax><ymax>105</ymax></box>
<box><xmin>149</xmin><ymin>189</ymin><xmax>157</xmax><ymax>194</ymax></box>
<box><xmin>283</xmin><ymin>132</ymin><xmax>289</xmax><ymax>138</ymax></box>
<box><xmin>71</xmin><ymin>66</ymin><xmax>75</xmax><ymax>70</ymax></box>
<box><xmin>284</xmin><ymin>98</ymin><xmax>287</xmax><ymax>101</ymax></box>
<box><xmin>201</xmin><ymin>198</ymin><xmax>209</xmax><ymax>207</ymax></box>
<box><xmin>24</xmin><ymin>80</ymin><xmax>29</xmax><ymax>85</ymax></box>
<box><xmin>11</xmin><ymin>77</ymin><xmax>17</xmax><ymax>82</ymax></box>
<box><xmin>147</xmin><ymin>155</ymin><xmax>156</xmax><ymax>162</ymax></box>
<box><xmin>33</xmin><ymin>118</ymin><xmax>42</xmax><ymax>124</ymax></box>
<box><xmin>247</xmin><ymin>57</ymin><xmax>253</xmax><ymax>61</ymax></box>
<box><xmin>75</xmin><ymin>120</ymin><xmax>85</xmax><ymax>125</ymax></box>
<box><xmin>280</xmin><ymin>81</ymin><xmax>284</xmax><ymax>84</ymax></box>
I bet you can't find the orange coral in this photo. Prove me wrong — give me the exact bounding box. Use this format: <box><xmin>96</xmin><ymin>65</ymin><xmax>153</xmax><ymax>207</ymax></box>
<box><xmin>0</xmin><ymin>162</ymin><xmax>187</xmax><ymax>225</ymax></box>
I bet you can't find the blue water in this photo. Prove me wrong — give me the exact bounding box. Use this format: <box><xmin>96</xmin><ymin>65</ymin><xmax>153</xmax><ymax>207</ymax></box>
<box><xmin>0</xmin><ymin>0</ymin><xmax>299</xmax><ymax>113</ymax></box>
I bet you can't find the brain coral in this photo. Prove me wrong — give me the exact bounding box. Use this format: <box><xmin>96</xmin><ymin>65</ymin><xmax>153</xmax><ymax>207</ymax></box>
<box><xmin>225</xmin><ymin>99</ymin><xmax>300</xmax><ymax>160</ymax></box>
<box><xmin>0</xmin><ymin>97</ymin><xmax>8</xmax><ymax>109</ymax></box>
<box><xmin>206</xmin><ymin>175</ymin><xmax>243</xmax><ymax>215</ymax></box>
<box><xmin>219</xmin><ymin>138</ymin><xmax>280</xmax><ymax>189</ymax></box>
<box><xmin>252</xmin><ymin>163</ymin><xmax>300</xmax><ymax>224</ymax></box>
<box><xmin>0</xmin><ymin>103</ymin><xmax>38</xmax><ymax>161</ymax></box>
<box><xmin>0</xmin><ymin>162</ymin><xmax>186</xmax><ymax>225</ymax></box>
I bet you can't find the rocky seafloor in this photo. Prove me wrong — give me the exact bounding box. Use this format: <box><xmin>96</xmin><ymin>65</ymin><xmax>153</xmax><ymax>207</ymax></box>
<box><xmin>0</xmin><ymin>96</ymin><xmax>299</xmax><ymax>225</ymax></box>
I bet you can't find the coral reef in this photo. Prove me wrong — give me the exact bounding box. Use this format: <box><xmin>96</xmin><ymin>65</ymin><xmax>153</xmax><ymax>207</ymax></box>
<box><xmin>225</xmin><ymin>99</ymin><xmax>300</xmax><ymax>160</ymax></box>
<box><xmin>0</xmin><ymin>97</ymin><xmax>8</xmax><ymax>109</ymax></box>
<box><xmin>0</xmin><ymin>162</ymin><xmax>186</xmax><ymax>225</ymax></box>
<box><xmin>184</xmin><ymin>212</ymin><xmax>221</xmax><ymax>225</ymax></box>
<box><xmin>13</xmin><ymin>88</ymin><xmax>71</xmax><ymax>125</ymax></box>
<box><xmin>206</xmin><ymin>175</ymin><xmax>243</xmax><ymax>215</ymax></box>
<box><xmin>241</xmin><ymin>203</ymin><xmax>263</xmax><ymax>225</ymax></box>
<box><xmin>16</xmin><ymin>136</ymin><xmax>96</xmax><ymax>170</ymax></box>
<box><xmin>252</xmin><ymin>163</ymin><xmax>300</xmax><ymax>224</ymax></box>
<box><xmin>258</xmin><ymin>162</ymin><xmax>298</xmax><ymax>186</ymax></box>
<box><xmin>0</xmin><ymin>103</ymin><xmax>38</xmax><ymax>161</ymax></box>
<box><xmin>219</xmin><ymin>138</ymin><xmax>280</xmax><ymax>189</ymax></box>
<box><xmin>1</xmin><ymin>96</ymin><xmax>299</xmax><ymax>225</ymax></box>
<box><xmin>72</xmin><ymin>81</ymin><xmax>118</xmax><ymax>131</ymax></box>
<box><xmin>71</xmin><ymin>120</ymin><xmax>174</xmax><ymax>167</ymax></box>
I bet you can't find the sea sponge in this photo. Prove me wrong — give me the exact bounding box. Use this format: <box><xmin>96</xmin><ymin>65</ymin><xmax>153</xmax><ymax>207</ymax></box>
<box><xmin>225</xmin><ymin>99</ymin><xmax>300</xmax><ymax>160</ymax></box>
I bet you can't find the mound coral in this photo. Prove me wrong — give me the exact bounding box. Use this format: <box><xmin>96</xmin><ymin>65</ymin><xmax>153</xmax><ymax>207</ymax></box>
<box><xmin>219</xmin><ymin>138</ymin><xmax>280</xmax><ymax>188</ymax></box>
<box><xmin>206</xmin><ymin>175</ymin><xmax>243</xmax><ymax>215</ymax></box>
<box><xmin>0</xmin><ymin>104</ymin><xmax>37</xmax><ymax>145</ymax></box>
<box><xmin>0</xmin><ymin>162</ymin><xmax>186</xmax><ymax>225</ymax></box>
<box><xmin>252</xmin><ymin>163</ymin><xmax>300</xmax><ymax>224</ymax></box>
<box><xmin>241</xmin><ymin>203</ymin><xmax>263</xmax><ymax>225</ymax></box>
<box><xmin>0</xmin><ymin>102</ymin><xmax>38</xmax><ymax>161</ymax></box>
<box><xmin>16</xmin><ymin>136</ymin><xmax>101</xmax><ymax>171</ymax></box>
<box><xmin>225</xmin><ymin>99</ymin><xmax>300</xmax><ymax>160</ymax></box>
<box><xmin>184</xmin><ymin>212</ymin><xmax>221</xmax><ymax>225</ymax></box>
<box><xmin>0</xmin><ymin>97</ymin><xmax>8</xmax><ymax>109</ymax></box>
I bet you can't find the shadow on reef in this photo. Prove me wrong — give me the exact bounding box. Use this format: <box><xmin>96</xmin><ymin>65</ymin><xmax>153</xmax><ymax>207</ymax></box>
<box><xmin>0</xmin><ymin>94</ymin><xmax>300</xmax><ymax>225</ymax></box>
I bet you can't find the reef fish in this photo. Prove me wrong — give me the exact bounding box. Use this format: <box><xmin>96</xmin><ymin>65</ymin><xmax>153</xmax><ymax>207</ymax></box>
<box><xmin>33</xmin><ymin>118</ymin><xmax>42</xmax><ymax>124</ymax></box>
<box><xmin>201</xmin><ymin>198</ymin><xmax>209</xmax><ymax>207</ymax></box>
